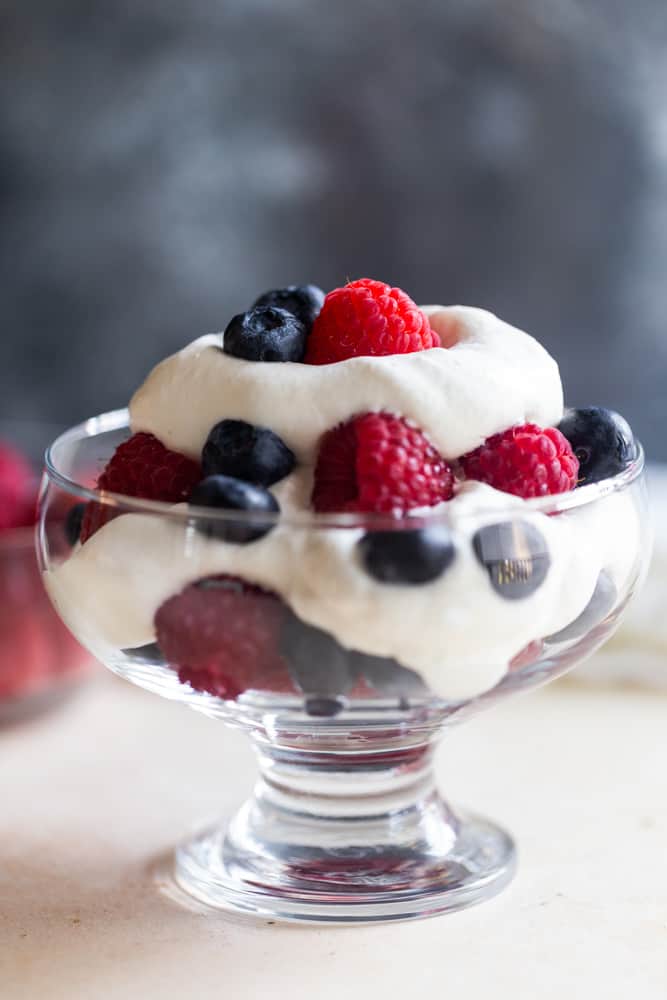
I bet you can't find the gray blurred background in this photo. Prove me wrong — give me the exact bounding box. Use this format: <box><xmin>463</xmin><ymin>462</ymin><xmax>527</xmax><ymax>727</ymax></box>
<box><xmin>1</xmin><ymin>0</ymin><xmax>666</xmax><ymax>456</ymax></box>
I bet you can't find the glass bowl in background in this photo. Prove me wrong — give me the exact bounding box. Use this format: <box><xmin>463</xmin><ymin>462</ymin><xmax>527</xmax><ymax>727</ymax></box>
<box><xmin>38</xmin><ymin>410</ymin><xmax>650</xmax><ymax>922</ymax></box>
<box><xmin>0</xmin><ymin>527</ymin><xmax>90</xmax><ymax>724</ymax></box>
<box><xmin>0</xmin><ymin>421</ymin><xmax>92</xmax><ymax>725</ymax></box>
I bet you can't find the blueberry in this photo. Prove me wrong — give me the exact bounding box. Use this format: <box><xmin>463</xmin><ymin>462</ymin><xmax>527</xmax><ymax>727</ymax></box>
<box><xmin>64</xmin><ymin>503</ymin><xmax>85</xmax><ymax>546</ymax></box>
<box><xmin>223</xmin><ymin>305</ymin><xmax>307</xmax><ymax>363</ymax></box>
<box><xmin>358</xmin><ymin>526</ymin><xmax>456</xmax><ymax>585</ymax></box>
<box><xmin>558</xmin><ymin>407</ymin><xmax>637</xmax><ymax>485</ymax></box>
<box><xmin>351</xmin><ymin>651</ymin><xmax>429</xmax><ymax>698</ymax></box>
<box><xmin>190</xmin><ymin>475</ymin><xmax>279</xmax><ymax>543</ymax></box>
<box><xmin>472</xmin><ymin>520</ymin><xmax>550</xmax><ymax>600</ymax></box>
<box><xmin>194</xmin><ymin>576</ymin><xmax>246</xmax><ymax>593</ymax></box>
<box><xmin>545</xmin><ymin>571</ymin><xmax>617</xmax><ymax>644</ymax></box>
<box><xmin>202</xmin><ymin>419</ymin><xmax>295</xmax><ymax>487</ymax></box>
<box><xmin>280</xmin><ymin>611</ymin><xmax>353</xmax><ymax>700</ymax></box>
<box><xmin>253</xmin><ymin>284</ymin><xmax>325</xmax><ymax>329</ymax></box>
<box><xmin>304</xmin><ymin>696</ymin><xmax>345</xmax><ymax>718</ymax></box>
<box><xmin>123</xmin><ymin>642</ymin><xmax>163</xmax><ymax>665</ymax></box>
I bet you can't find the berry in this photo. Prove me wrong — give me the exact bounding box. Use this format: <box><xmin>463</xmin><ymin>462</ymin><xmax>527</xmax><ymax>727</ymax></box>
<box><xmin>64</xmin><ymin>503</ymin><xmax>85</xmax><ymax>547</ymax></box>
<box><xmin>154</xmin><ymin>575</ymin><xmax>293</xmax><ymax>700</ymax></box>
<box><xmin>95</xmin><ymin>433</ymin><xmax>200</xmax><ymax>498</ymax></box>
<box><xmin>303</xmin><ymin>697</ymin><xmax>345</xmax><ymax>717</ymax></box>
<box><xmin>358</xmin><ymin>526</ymin><xmax>456</xmax><ymax>585</ymax></box>
<box><xmin>190</xmin><ymin>475</ymin><xmax>279</xmax><ymax>543</ymax></box>
<box><xmin>0</xmin><ymin>442</ymin><xmax>35</xmax><ymax>532</ymax></box>
<box><xmin>80</xmin><ymin>433</ymin><xmax>201</xmax><ymax>542</ymax></box>
<box><xmin>352</xmin><ymin>652</ymin><xmax>429</xmax><ymax>697</ymax></box>
<box><xmin>312</xmin><ymin>412</ymin><xmax>454</xmax><ymax>515</ymax></box>
<box><xmin>224</xmin><ymin>305</ymin><xmax>307</xmax><ymax>363</ymax></box>
<box><xmin>304</xmin><ymin>278</ymin><xmax>440</xmax><ymax>365</ymax></box>
<box><xmin>472</xmin><ymin>520</ymin><xmax>550</xmax><ymax>600</ymax></box>
<box><xmin>557</xmin><ymin>407</ymin><xmax>636</xmax><ymax>486</ymax></box>
<box><xmin>202</xmin><ymin>419</ymin><xmax>295</xmax><ymax>487</ymax></box>
<box><xmin>460</xmin><ymin>424</ymin><xmax>579</xmax><ymax>498</ymax></box>
<box><xmin>279</xmin><ymin>611</ymin><xmax>354</xmax><ymax>713</ymax></box>
<box><xmin>253</xmin><ymin>284</ymin><xmax>325</xmax><ymax>329</ymax></box>
<box><xmin>545</xmin><ymin>570</ymin><xmax>616</xmax><ymax>644</ymax></box>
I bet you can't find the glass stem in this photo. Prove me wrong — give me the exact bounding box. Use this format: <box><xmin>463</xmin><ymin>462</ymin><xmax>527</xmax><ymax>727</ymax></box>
<box><xmin>222</xmin><ymin>735</ymin><xmax>461</xmax><ymax>881</ymax></box>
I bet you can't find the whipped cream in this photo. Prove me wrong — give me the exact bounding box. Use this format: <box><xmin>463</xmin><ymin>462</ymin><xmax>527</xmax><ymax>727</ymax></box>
<box><xmin>129</xmin><ymin>306</ymin><xmax>563</xmax><ymax>463</ymax></box>
<box><xmin>45</xmin><ymin>305</ymin><xmax>639</xmax><ymax>701</ymax></box>
<box><xmin>45</xmin><ymin>481</ymin><xmax>640</xmax><ymax>701</ymax></box>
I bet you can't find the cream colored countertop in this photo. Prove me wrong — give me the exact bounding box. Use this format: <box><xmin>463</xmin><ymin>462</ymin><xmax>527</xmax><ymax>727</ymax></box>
<box><xmin>2</xmin><ymin>670</ymin><xmax>666</xmax><ymax>999</ymax></box>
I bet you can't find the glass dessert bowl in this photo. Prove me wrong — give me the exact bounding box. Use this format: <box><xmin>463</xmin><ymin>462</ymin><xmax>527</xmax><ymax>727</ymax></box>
<box><xmin>38</xmin><ymin>408</ymin><xmax>649</xmax><ymax>923</ymax></box>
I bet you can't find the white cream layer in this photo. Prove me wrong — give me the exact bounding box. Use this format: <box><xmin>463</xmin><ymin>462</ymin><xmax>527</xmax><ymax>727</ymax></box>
<box><xmin>45</xmin><ymin>481</ymin><xmax>640</xmax><ymax>701</ymax></box>
<box><xmin>129</xmin><ymin>306</ymin><xmax>564</xmax><ymax>463</ymax></box>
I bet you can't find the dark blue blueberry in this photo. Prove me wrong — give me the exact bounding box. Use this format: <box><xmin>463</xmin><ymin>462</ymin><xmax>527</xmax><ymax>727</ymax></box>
<box><xmin>280</xmin><ymin>611</ymin><xmax>431</xmax><ymax>712</ymax></box>
<box><xmin>358</xmin><ymin>526</ymin><xmax>456</xmax><ymax>585</ymax></box>
<box><xmin>122</xmin><ymin>642</ymin><xmax>163</xmax><ymax>665</ymax></box>
<box><xmin>304</xmin><ymin>696</ymin><xmax>345</xmax><ymax>717</ymax></box>
<box><xmin>351</xmin><ymin>651</ymin><xmax>430</xmax><ymax>698</ymax></box>
<box><xmin>545</xmin><ymin>571</ymin><xmax>617</xmax><ymax>644</ymax></box>
<box><xmin>472</xmin><ymin>520</ymin><xmax>550</xmax><ymax>599</ymax></box>
<box><xmin>280</xmin><ymin>611</ymin><xmax>353</xmax><ymax>700</ymax></box>
<box><xmin>558</xmin><ymin>407</ymin><xmax>637</xmax><ymax>485</ymax></box>
<box><xmin>202</xmin><ymin>419</ymin><xmax>295</xmax><ymax>487</ymax></box>
<box><xmin>64</xmin><ymin>503</ymin><xmax>85</xmax><ymax>546</ymax></box>
<box><xmin>223</xmin><ymin>305</ymin><xmax>307</xmax><ymax>363</ymax></box>
<box><xmin>190</xmin><ymin>475</ymin><xmax>279</xmax><ymax>543</ymax></box>
<box><xmin>194</xmin><ymin>576</ymin><xmax>245</xmax><ymax>593</ymax></box>
<box><xmin>253</xmin><ymin>284</ymin><xmax>325</xmax><ymax>329</ymax></box>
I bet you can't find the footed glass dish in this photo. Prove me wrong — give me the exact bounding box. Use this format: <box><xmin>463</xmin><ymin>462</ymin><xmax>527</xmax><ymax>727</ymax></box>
<box><xmin>38</xmin><ymin>410</ymin><xmax>649</xmax><ymax>923</ymax></box>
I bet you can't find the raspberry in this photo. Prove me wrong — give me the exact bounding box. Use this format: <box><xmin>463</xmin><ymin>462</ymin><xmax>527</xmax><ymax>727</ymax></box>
<box><xmin>154</xmin><ymin>575</ymin><xmax>294</xmax><ymax>699</ymax></box>
<box><xmin>460</xmin><ymin>424</ymin><xmax>579</xmax><ymax>499</ymax></box>
<box><xmin>304</xmin><ymin>278</ymin><xmax>440</xmax><ymax>365</ymax></box>
<box><xmin>0</xmin><ymin>442</ymin><xmax>36</xmax><ymax>532</ymax></box>
<box><xmin>80</xmin><ymin>433</ymin><xmax>201</xmax><ymax>542</ymax></box>
<box><xmin>312</xmin><ymin>412</ymin><xmax>455</xmax><ymax>514</ymax></box>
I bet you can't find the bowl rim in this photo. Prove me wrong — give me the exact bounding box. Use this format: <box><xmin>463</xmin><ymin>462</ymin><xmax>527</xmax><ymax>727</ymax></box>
<box><xmin>42</xmin><ymin>408</ymin><xmax>646</xmax><ymax>529</ymax></box>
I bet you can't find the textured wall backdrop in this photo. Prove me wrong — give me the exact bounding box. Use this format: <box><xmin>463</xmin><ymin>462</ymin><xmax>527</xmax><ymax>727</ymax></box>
<box><xmin>1</xmin><ymin>0</ymin><xmax>666</xmax><ymax>455</ymax></box>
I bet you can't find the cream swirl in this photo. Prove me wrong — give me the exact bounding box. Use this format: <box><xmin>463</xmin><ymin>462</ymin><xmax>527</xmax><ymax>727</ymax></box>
<box><xmin>129</xmin><ymin>306</ymin><xmax>563</xmax><ymax>463</ymax></box>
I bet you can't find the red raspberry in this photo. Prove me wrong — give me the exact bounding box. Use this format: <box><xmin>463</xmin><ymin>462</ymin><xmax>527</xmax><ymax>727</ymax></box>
<box><xmin>154</xmin><ymin>575</ymin><xmax>294</xmax><ymax>699</ymax></box>
<box><xmin>304</xmin><ymin>278</ymin><xmax>440</xmax><ymax>365</ymax></box>
<box><xmin>460</xmin><ymin>424</ymin><xmax>579</xmax><ymax>498</ymax></box>
<box><xmin>0</xmin><ymin>442</ymin><xmax>36</xmax><ymax>532</ymax></box>
<box><xmin>80</xmin><ymin>433</ymin><xmax>201</xmax><ymax>542</ymax></box>
<box><xmin>312</xmin><ymin>412</ymin><xmax>455</xmax><ymax>514</ymax></box>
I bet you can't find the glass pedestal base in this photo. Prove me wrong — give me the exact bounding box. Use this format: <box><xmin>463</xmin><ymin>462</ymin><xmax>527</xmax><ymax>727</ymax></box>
<box><xmin>174</xmin><ymin>743</ymin><xmax>516</xmax><ymax>924</ymax></box>
<box><xmin>176</xmin><ymin>813</ymin><xmax>515</xmax><ymax>924</ymax></box>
